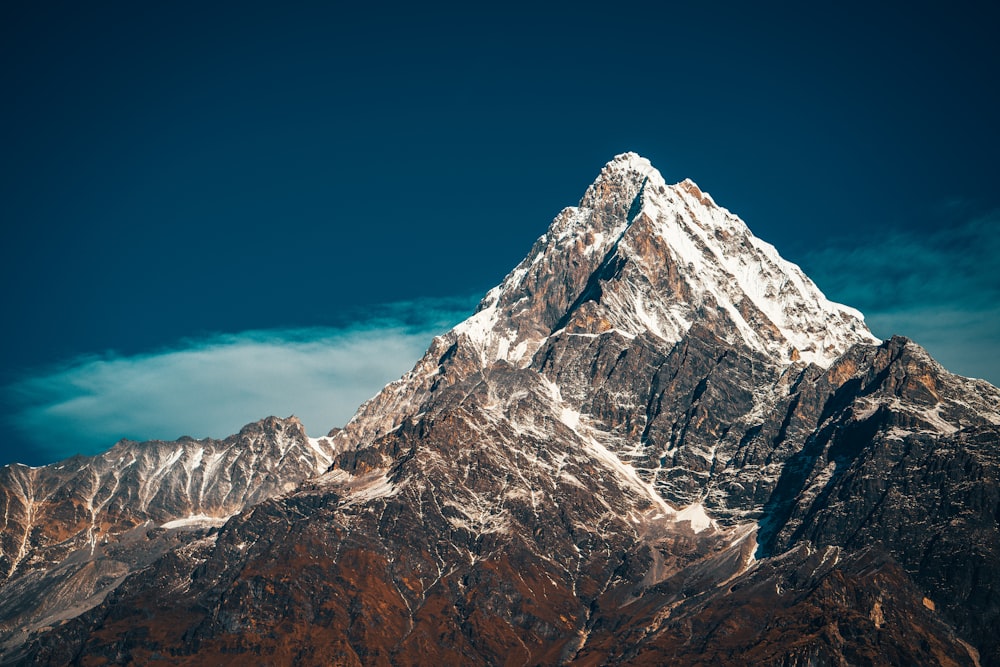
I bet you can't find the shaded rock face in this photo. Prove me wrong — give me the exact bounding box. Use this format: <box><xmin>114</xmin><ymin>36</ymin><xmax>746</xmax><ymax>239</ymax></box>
<box><xmin>2</xmin><ymin>153</ymin><xmax>998</xmax><ymax>666</ymax></box>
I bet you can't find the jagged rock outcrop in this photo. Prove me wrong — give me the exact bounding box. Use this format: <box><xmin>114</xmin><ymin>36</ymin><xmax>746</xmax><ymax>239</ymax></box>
<box><xmin>1</xmin><ymin>153</ymin><xmax>997</xmax><ymax>666</ymax></box>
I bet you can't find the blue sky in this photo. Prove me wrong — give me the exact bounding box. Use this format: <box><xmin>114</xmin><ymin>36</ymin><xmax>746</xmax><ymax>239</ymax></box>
<box><xmin>2</xmin><ymin>2</ymin><xmax>998</xmax><ymax>466</ymax></box>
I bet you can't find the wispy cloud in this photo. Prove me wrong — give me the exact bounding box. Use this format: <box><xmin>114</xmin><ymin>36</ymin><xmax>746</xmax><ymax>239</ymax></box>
<box><xmin>3</xmin><ymin>297</ymin><xmax>477</xmax><ymax>464</ymax></box>
<box><xmin>800</xmin><ymin>210</ymin><xmax>1000</xmax><ymax>384</ymax></box>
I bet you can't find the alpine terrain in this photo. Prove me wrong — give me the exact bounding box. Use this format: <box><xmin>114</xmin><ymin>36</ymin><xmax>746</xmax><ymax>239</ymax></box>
<box><xmin>1</xmin><ymin>153</ymin><xmax>998</xmax><ymax>666</ymax></box>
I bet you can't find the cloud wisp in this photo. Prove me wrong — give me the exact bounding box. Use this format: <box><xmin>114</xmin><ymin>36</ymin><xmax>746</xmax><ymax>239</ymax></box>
<box><xmin>801</xmin><ymin>210</ymin><xmax>1000</xmax><ymax>385</ymax></box>
<box><xmin>3</xmin><ymin>297</ymin><xmax>477</xmax><ymax>465</ymax></box>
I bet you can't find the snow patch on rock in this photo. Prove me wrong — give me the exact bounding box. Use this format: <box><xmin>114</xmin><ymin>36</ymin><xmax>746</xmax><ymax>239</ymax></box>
<box><xmin>161</xmin><ymin>514</ymin><xmax>231</xmax><ymax>530</ymax></box>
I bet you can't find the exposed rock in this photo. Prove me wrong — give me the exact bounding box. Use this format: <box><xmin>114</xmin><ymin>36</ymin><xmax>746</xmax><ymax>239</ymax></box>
<box><xmin>0</xmin><ymin>416</ymin><xmax>335</xmax><ymax>654</ymax></box>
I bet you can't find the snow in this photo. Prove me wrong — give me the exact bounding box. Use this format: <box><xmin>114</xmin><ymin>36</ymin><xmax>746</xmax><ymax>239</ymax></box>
<box><xmin>335</xmin><ymin>472</ymin><xmax>399</xmax><ymax>507</ymax></box>
<box><xmin>559</xmin><ymin>407</ymin><xmax>581</xmax><ymax>430</ymax></box>
<box><xmin>605</xmin><ymin>152</ymin><xmax>661</xmax><ymax>184</ymax></box>
<box><xmin>163</xmin><ymin>447</ymin><xmax>184</xmax><ymax>470</ymax></box>
<box><xmin>675</xmin><ymin>502</ymin><xmax>715</xmax><ymax>533</ymax></box>
<box><xmin>451</xmin><ymin>298</ymin><xmax>519</xmax><ymax>365</ymax></box>
<box><xmin>442</xmin><ymin>498</ymin><xmax>510</xmax><ymax>535</ymax></box>
<box><xmin>559</xmin><ymin>470</ymin><xmax>586</xmax><ymax>488</ymax></box>
<box><xmin>353</xmin><ymin>474</ymin><xmax>396</xmax><ymax>501</ymax></box>
<box><xmin>918</xmin><ymin>405</ymin><xmax>960</xmax><ymax>434</ymax></box>
<box><xmin>161</xmin><ymin>513</ymin><xmax>231</xmax><ymax>529</ymax></box>
<box><xmin>306</xmin><ymin>437</ymin><xmax>334</xmax><ymax>474</ymax></box>
<box><xmin>190</xmin><ymin>447</ymin><xmax>205</xmax><ymax>470</ymax></box>
<box><xmin>582</xmin><ymin>231</ymin><xmax>605</xmax><ymax>254</ymax></box>
<box><xmin>621</xmin><ymin>165</ymin><xmax>880</xmax><ymax>366</ymax></box>
<box><xmin>447</xmin><ymin>197</ymin><xmax>625</xmax><ymax>368</ymax></box>
<box><xmin>541</xmin><ymin>378</ymin><xmax>676</xmax><ymax>519</ymax></box>
<box><xmin>137</xmin><ymin>447</ymin><xmax>186</xmax><ymax>511</ymax></box>
<box><xmin>537</xmin><ymin>374</ymin><xmax>726</xmax><ymax>539</ymax></box>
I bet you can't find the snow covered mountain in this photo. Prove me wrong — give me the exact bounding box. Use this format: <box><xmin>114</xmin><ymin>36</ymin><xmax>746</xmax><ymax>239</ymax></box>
<box><xmin>2</xmin><ymin>154</ymin><xmax>998</xmax><ymax>666</ymax></box>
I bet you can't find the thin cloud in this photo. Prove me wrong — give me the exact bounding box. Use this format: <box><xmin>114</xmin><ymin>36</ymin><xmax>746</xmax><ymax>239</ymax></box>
<box><xmin>801</xmin><ymin>210</ymin><xmax>1000</xmax><ymax>384</ymax></box>
<box><xmin>4</xmin><ymin>297</ymin><xmax>477</xmax><ymax>464</ymax></box>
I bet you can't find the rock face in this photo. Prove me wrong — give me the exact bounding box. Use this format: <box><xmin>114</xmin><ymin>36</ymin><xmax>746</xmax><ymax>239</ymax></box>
<box><xmin>1</xmin><ymin>153</ymin><xmax>997</xmax><ymax>666</ymax></box>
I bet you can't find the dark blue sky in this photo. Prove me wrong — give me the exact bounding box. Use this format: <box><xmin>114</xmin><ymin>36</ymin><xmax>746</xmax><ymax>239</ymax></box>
<box><xmin>2</xmin><ymin>2</ymin><xmax>998</xmax><ymax>466</ymax></box>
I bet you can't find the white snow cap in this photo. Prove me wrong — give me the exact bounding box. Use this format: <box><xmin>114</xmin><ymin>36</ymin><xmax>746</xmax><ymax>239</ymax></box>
<box><xmin>452</xmin><ymin>152</ymin><xmax>878</xmax><ymax>368</ymax></box>
<box><xmin>605</xmin><ymin>151</ymin><xmax>659</xmax><ymax>178</ymax></box>
<box><xmin>596</xmin><ymin>152</ymin><xmax>879</xmax><ymax>366</ymax></box>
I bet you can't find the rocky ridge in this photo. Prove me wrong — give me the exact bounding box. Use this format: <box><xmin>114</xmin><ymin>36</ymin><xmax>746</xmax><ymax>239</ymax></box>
<box><xmin>0</xmin><ymin>416</ymin><xmax>335</xmax><ymax>652</ymax></box>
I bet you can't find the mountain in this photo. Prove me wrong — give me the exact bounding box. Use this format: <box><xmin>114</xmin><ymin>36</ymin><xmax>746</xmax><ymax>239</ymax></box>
<box><xmin>1</xmin><ymin>153</ymin><xmax>997</xmax><ymax>666</ymax></box>
<box><xmin>0</xmin><ymin>416</ymin><xmax>335</xmax><ymax>653</ymax></box>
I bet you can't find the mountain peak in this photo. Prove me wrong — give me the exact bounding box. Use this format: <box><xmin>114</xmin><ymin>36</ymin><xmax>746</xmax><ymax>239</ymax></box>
<box><xmin>578</xmin><ymin>152</ymin><xmax>663</xmax><ymax>219</ymax></box>
<box><xmin>451</xmin><ymin>154</ymin><xmax>877</xmax><ymax>370</ymax></box>
<box><xmin>603</xmin><ymin>151</ymin><xmax>657</xmax><ymax>177</ymax></box>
